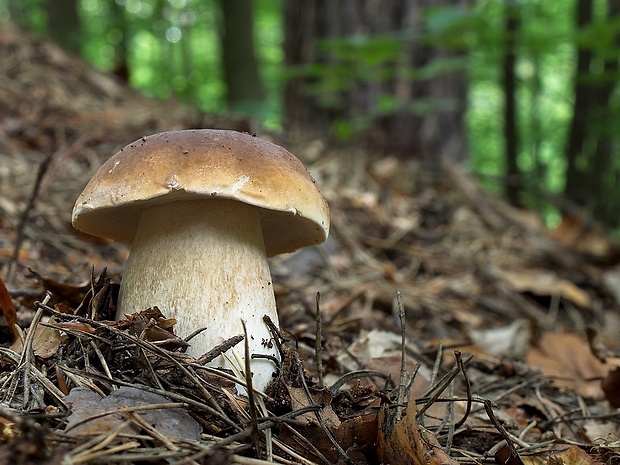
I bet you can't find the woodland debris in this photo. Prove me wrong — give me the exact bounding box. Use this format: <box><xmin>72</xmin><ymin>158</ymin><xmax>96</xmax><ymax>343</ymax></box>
<box><xmin>0</xmin><ymin>21</ymin><xmax>620</xmax><ymax>465</ymax></box>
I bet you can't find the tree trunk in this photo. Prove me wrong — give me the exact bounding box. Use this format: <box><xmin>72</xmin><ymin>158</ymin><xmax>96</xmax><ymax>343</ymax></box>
<box><xmin>45</xmin><ymin>0</ymin><xmax>81</xmax><ymax>54</ymax></box>
<box><xmin>218</xmin><ymin>0</ymin><xmax>265</xmax><ymax>113</ymax></box>
<box><xmin>283</xmin><ymin>0</ymin><xmax>471</xmax><ymax>167</ymax></box>
<box><xmin>563</xmin><ymin>0</ymin><xmax>620</xmax><ymax>227</ymax></box>
<box><xmin>283</xmin><ymin>0</ymin><xmax>322</xmax><ymax>132</ymax></box>
<box><xmin>503</xmin><ymin>0</ymin><xmax>521</xmax><ymax>207</ymax></box>
<box><xmin>564</xmin><ymin>0</ymin><xmax>593</xmax><ymax>205</ymax></box>
<box><xmin>585</xmin><ymin>0</ymin><xmax>620</xmax><ymax>225</ymax></box>
<box><xmin>110</xmin><ymin>0</ymin><xmax>130</xmax><ymax>83</ymax></box>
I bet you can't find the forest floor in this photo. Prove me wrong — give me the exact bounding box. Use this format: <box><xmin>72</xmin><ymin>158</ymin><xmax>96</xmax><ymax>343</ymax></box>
<box><xmin>1</xmin><ymin>22</ymin><xmax>620</xmax><ymax>465</ymax></box>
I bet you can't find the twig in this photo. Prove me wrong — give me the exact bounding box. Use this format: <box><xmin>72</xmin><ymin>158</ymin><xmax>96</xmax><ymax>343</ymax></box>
<box><xmin>484</xmin><ymin>399</ymin><xmax>525</xmax><ymax>465</ymax></box>
<box><xmin>396</xmin><ymin>289</ymin><xmax>407</xmax><ymax>421</ymax></box>
<box><xmin>328</xmin><ymin>369</ymin><xmax>391</xmax><ymax>396</ymax></box>
<box><xmin>71</xmin><ymin>440</ymin><xmax>141</xmax><ymax>464</ymax></box>
<box><xmin>280</xmin><ymin>422</ymin><xmax>333</xmax><ymax>465</ymax></box>
<box><xmin>1</xmin><ymin>293</ymin><xmax>64</xmax><ymax>409</ymax></box>
<box><xmin>242</xmin><ymin>319</ymin><xmax>262</xmax><ymax>458</ymax></box>
<box><xmin>270</xmin><ymin>436</ymin><xmax>321</xmax><ymax>465</ymax></box>
<box><xmin>417</xmin><ymin>354</ymin><xmax>474</xmax><ymax>420</ymax></box>
<box><xmin>5</xmin><ymin>152</ymin><xmax>54</xmax><ymax>283</ymax></box>
<box><xmin>67</xmin><ymin>420</ymin><xmax>132</xmax><ymax>456</ymax></box>
<box><xmin>444</xmin><ymin>381</ymin><xmax>456</xmax><ymax>453</ymax></box>
<box><xmin>429</xmin><ymin>340</ymin><xmax>444</xmax><ymax>391</ymax></box>
<box><xmin>315</xmin><ymin>292</ymin><xmax>324</xmax><ymax>387</ymax></box>
<box><xmin>126</xmin><ymin>410</ymin><xmax>180</xmax><ymax>452</ymax></box>
<box><xmin>454</xmin><ymin>349</ymin><xmax>472</xmax><ymax>429</ymax></box>
<box><xmin>5</xmin><ymin>134</ymin><xmax>91</xmax><ymax>283</ymax></box>
<box><xmin>263</xmin><ymin>314</ymin><xmax>285</xmax><ymax>356</ymax></box>
<box><xmin>196</xmin><ymin>335</ymin><xmax>244</xmax><ymax>364</ymax></box>
<box><xmin>40</xmin><ymin>300</ymin><xmax>236</xmax><ymax>423</ymax></box>
<box><xmin>64</xmin><ymin>402</ymin><xmax>189</xmax><ymax>434</ymax></box>
<box><xmin>89</xmin><ymin>340</ymin><xmax>117</xmax><ymax>390</ymax></box>
<box><xmin>293</xmin><ymin>352</ymin><xmax>355</xmax><ymax>465</ymax></box>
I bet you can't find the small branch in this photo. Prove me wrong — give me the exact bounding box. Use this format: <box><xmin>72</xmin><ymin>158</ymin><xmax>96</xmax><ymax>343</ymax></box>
<box><xmin>293</xmin><ymin>352</ymin><xmax>355</xmax><ymax>465</ymax></box>
<box><xmin>484</xmin><ymin>399</ymin><xmax>525</xmax><ymax>465</ymax></box>
<box><xmin>242</xmin><ymin>320</ymin><xmax>261</xmax><ymax>458</ymax></box>
<box><xmin>417</xmin><ymin>354</ymin><xmax>474</xmax><ymax>420</ymax></box>
<box><xmin>5</xmin><ymin>152</ymin><xmax>54</xmax><ymax>283</ymax></box>
<box><xmin>315</xmin><ymin>292</ymin><xmax>324</xmax><ymax>387</ymax></box>
<box><xmin>195</xmin><ymin>335</ymin><xmax>244</xmax><ymax>364</ymax></box>
<box><xmin>396</xmin><ymin>289</ymin><xmax>407</xmax><ymax>421</ymax></box>
<box><xmin>454</xmin><ymin>349</ymin><xmax>472</xmax><ymax>429</ymax></box>
<box><xmin>329</xmin><ymin>369</ymin><xmax>391</xmax><ymax>396</ymax></box>
<box><xmin>6</xmin><ymin>134</ymin><xmax>91</xmax><ymax>283</ymax></box>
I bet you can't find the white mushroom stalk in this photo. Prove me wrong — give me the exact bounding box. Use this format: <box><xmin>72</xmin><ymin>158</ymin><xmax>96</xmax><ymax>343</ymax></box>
<box><xmin>119</xmin><ymin>199</ymin><xmax>279</xmax><ymax>390</ymax></box>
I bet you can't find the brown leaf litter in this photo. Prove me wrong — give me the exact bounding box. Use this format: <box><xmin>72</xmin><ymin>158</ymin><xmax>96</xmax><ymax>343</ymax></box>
<box><xmin>1</xmin><ymin>21</ymin><xmax>620</xmax><ymax>465</ymax></box>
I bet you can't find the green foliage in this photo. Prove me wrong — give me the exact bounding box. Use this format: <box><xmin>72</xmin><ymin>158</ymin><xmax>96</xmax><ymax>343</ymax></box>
<box><xmin>5</xmin><ymin>0</ymin><xmax>283</xmax><ymax>127</ymax></box>
<box><xmin>6</xmin><ymin>0</ymin><xmax>620</xmax><ymax>226</ymax></box>
<box><xmin>293</xmin><ymin>0</ymin><xmax>613</xmax><ymax>225</ymax></box>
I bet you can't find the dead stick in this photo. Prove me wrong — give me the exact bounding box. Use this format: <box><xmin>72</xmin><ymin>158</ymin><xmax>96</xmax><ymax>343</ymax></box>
<box><xmin>484</xmin><ymin>399</ymin><xmax>525</xmax><ymax>465</ymax></box>
<box><xmin>5</xmin><ymin>152</ymin><xmax>54</xmax><ymax>283</ymax></box>
<box><xmin>315</xmin><ymin>292</ymin><xmax>324</xmax><ymax>387</ymax></box>
<box><xmin>396</xmin><ymin>289</ymin><xmax>407</xmax><ymax>421</ymax></box>
<box><xmin>6</xmin><ymin>134</ymin><xmax>91</xmax><ymax>283</ymax></box>
<box><xmin>454</xmin><ymin>349</ymin><xmax>472</xmax><ymax>429</ymax></box>
<box><xmin>293</xmin><ymin>352</ymin><xmax>355</xmax><ymax>465</ymax></box>
<box><xmin>242</xmin><ymin>320</ymin><xmax>261</xmax><ymax>458</ymax></box>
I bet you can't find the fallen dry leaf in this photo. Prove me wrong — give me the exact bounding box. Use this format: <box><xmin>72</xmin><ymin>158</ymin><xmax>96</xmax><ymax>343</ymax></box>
<box><xmin>281</xmin><ymin>386</ymin><xmax>342</xmax><ymax>462</ymax></box>
<box><xmin>64</xmin><ymin>386</ymin><xmax>201</xmax><ymax>440</ymax></box>
<box><xmin>30</xmin><ymin>270</ymin><xmax>90</xmax><ymax>307</ymax></box>
<box><xmin>494</xmin><ymin>442</ymin><xmax>525</xmax><ymax>465</ymax></box>
<box><xmin>467</xmin><ymin>319</ymin><xmax>532</xmax><ymax>359</ymax></box>
<box><xmin>0</xmin><ymin>273</ymin><xmax>18</xmax><ymax>342</ymax></box>
<box><xmin>50</xmin><ymin>321</ymin><xmax>96</xmax><ymax>335</ymax></box>
<box><xmin>10</xmin><ymin>319</ymin><xmax>62</xmax><ymax>359</ymax></box>
<box><xmin>548</xmin><ymin>214</ymin><xmax>613</xmax><ymax>259</ymax></box>
<box><xmin>377</xmin><ymin>391</ymin><xmax>458</xmax><ymax>465</ymax></box>
<box><xmin>337</xmin><ymin>329</ymin><xmax>426</xmax><ymax>382</ymax></box>
<box><xmin>522</xmin><ymin>444</ymin><xmax>604</xmax><ymax>465</ymax></box>
<box><xmin>493</xmin><ymin>268</ymin><xmax>590</xmax><ymax>308</ymax></box>
<box><xmin>526</xmin><ymin>332</ymin><xmax>609</xmax><ymax>399</ymax></box>
<box><xmin>583</xmin><ymin>420</ymin><xmax>620</xmax><ymax>444</ymax></box>
<box><xmin>601</xmin><ymin>367</ymin><xmax>620</xmax><ymax>407</ymax></box>
<box><xmin>280</xmin><ymin>384</ymin><xmax>381</xmax><ymax>463</ymax></box>
<box><xmin>117</xmin><ymin>307</ymin><xmax>189</xmax><ymax>349</ymax></box>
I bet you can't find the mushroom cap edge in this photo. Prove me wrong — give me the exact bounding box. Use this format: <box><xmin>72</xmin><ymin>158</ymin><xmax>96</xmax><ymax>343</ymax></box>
<box><xmin>72</xmin><ymin>129</ymin><xmax>330</xmax><ymax>257</ymax></box>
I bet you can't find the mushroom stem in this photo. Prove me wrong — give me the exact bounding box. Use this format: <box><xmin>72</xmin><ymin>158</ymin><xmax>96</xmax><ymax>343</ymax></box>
<box><xmin>117</xmin><ymin>198</ymin><xmax>280</xmax><ymax>391</ymax></box>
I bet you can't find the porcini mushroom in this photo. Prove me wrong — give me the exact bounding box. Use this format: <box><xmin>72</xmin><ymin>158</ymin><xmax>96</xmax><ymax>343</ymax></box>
<box><xmin>72</xmin><ymin>129</ymin><xmax>330</xmax><ymax>391</ymax></box>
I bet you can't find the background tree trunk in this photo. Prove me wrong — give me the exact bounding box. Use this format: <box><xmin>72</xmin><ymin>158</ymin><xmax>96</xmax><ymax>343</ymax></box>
<box><xmin>564</xmin><ymin>0</ymin><xmax>620</xmax><ymax>227</ymax></box>
<box><xmin>218</xmin><ymin>0</ymin><xmax>265</xmax><ymax>113</ymax></box>
<box><xmin>283</xmin><ymin>0</ymin><xmax>471</xmax><ymax>167</ymax></box>
<box><xmin>503</xmin><ymin>0</ymin><xmax>521</xmax><ymax>207</ymax></box>
<box><xmin>110</xmin><ymin>0</ymin><xmax>130</xmax><ymax>82</ymax></box>
<box><xmin>587</xmin><ymin>0</ymin><xmax>620</xmax><ymax>226</ymax></box>
<box><xmin>564</xmin><ymin>0</ymin><xmax>593</xmax><ymax>208</ymax></box>
<box><xmin>45</xmin><ymin>0</ymin><xmax>81</xmax><ymax>53</ymax></box>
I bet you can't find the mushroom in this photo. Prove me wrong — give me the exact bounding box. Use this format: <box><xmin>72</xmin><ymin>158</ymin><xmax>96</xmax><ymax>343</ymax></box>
<box><xmin>72</xmin><ymin>129</ymin><xmax>330</xmax><ymax>391</ymax></box>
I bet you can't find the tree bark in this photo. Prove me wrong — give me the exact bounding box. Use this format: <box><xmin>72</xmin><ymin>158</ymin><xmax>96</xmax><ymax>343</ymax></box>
<box><xmin>218</xmin><ymin>0</ymin><xmax>265</xmax><ymax>113</ymax></box>
<box><xmin>110</xmin><ymin>0</ymin><xmax>130</xmax><ymax>82</ymax></box>
<box><xmin>564</xmin><ymin>0</ymin><xmax>593</xmax><ymax>204</ymax></box>
<box><xmin>45</xmin><ymin>0</ymin><xmax>81</xmax><ymax>53</ymax></box>
<box><xmin>503</xmin><ymin>0</ymin><xmax>521</xmax><ymax>207</ymax></box>
<box><xmin>585</xmin><ymin>0</ymin><xmax>620</xmax><ymax>225</ymax></box>
<box><xmin>563</xmin><ymin>0</ymin><xmax>620</xmax><ymax>227</ymax></box>
<box><xmin>283</xmin><ymin>0</ymin><xmax>471</xmax><ymax>166</ymax></box>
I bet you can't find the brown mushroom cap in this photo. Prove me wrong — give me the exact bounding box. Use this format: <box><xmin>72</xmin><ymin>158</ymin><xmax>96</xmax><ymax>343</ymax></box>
<box><xmin>72</xmin><ymin>129</ymin><xmax>330</xmax><ymax>256</ymax></box>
